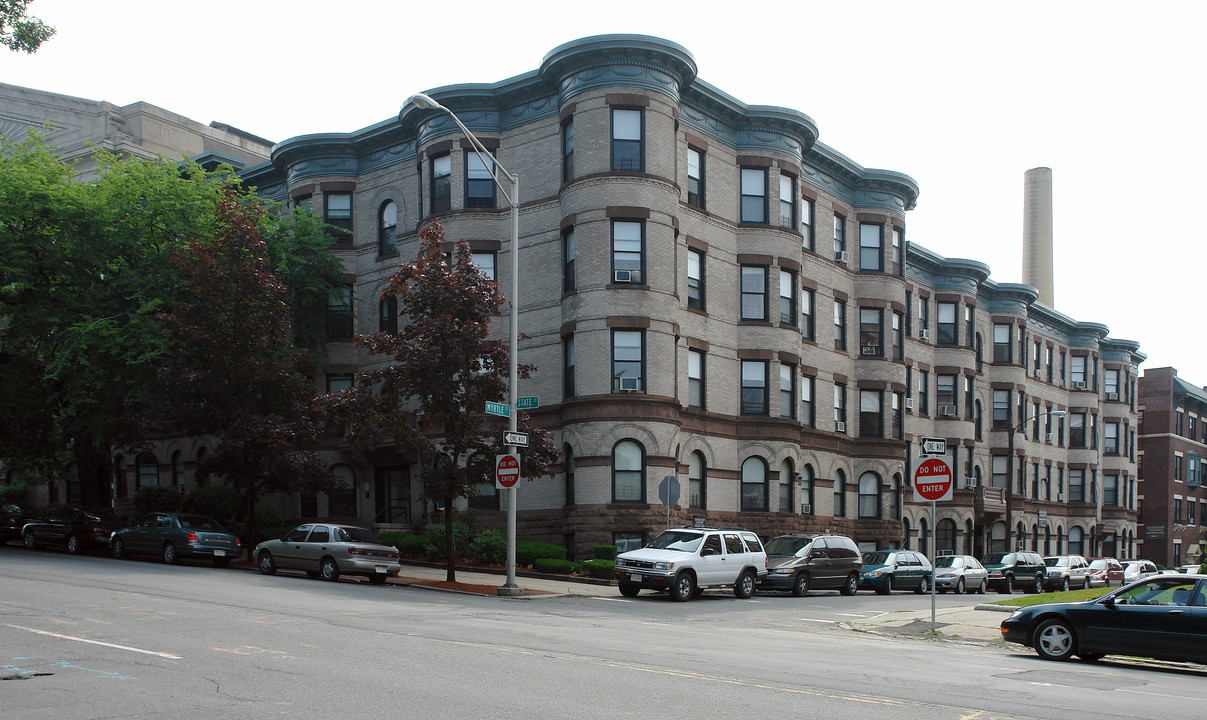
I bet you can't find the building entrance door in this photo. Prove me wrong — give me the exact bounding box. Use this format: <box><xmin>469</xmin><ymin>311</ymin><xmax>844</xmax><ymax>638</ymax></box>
<box><xmin>374</xmin><ymin>466</ymin><xmax>410</xmax><ymax>524</ymax></box>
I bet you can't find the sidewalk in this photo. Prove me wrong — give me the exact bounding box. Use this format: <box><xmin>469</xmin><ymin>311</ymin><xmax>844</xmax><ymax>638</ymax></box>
<box><xmin>391</xmin><ymin>561</ymin><xmax>616</xmax><ymax>598</ymax></box>
<box><xmin>847</xmin><ymin>603</ymin><xmax>1013</xmax><ymax>646</ymax></box>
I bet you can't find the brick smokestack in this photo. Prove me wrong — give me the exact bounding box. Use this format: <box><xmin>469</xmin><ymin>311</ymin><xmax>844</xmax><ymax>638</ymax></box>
<box><xmin>1023</xmin><ymin>167</ymin><xmax>1054</xmax><ymax>306</ymax></box>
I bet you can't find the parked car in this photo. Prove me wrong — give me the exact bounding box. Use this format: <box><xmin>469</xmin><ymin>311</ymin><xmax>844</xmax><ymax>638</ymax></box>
<box><xmin>756</xmin><ymin>533</ymin><xmax>861</xmax><ymax>596</ymax></box>
<box><xmin>981</xmin><ymin>551</ymin><xmax>1047</xmax><ymax>594</ymax></box>
<box><xmin>860</xmin><ymin>550</ymin><xmax>932</xmax><ymax>594</ymax></box>
<box><xmin>2</xmin><ymin>503</ymin><xmax>33</xmax><ymax>543</ymax></box>
<box><xmin>1043</xmin><ymin>554</ymin><xmax>1092</xmax><ymax>591</ymax></box>
<box><xmin>20</xmin><ymin>505</ymin><xmax>116</xmax><ymax>554</ymax></box>
<box><xmin>933</xmin><ymin>554</ymin><xmax>988</xmax><ymax>594</ymax></box>
<box><xmin>255</xmin><ymin>523</ymin><xmax>401</xmax><ymax>584</ymax></box>
<box><xmin>1086</xmin><ymin>557</ymin><xmax>1125</xmax><ymax>587</ymax></box>
<box><xmin>1122</xmin><ymin>559</ymin><xmax>1159</xmax><ymax>584</ymax></box>
<box><xmin>1001</xmin><ymin>574</ymin><xmax>1207</xmax><ymax>663</ymax></box>
<box><xmin>111</xmin><ymin>512</ymin><xmax>241</xmax><ymax>567</ymax></box>
<box><xmin>613</xmin><ymin>526</ymin><xmax>767</xmax><ymax>601</ymax></box>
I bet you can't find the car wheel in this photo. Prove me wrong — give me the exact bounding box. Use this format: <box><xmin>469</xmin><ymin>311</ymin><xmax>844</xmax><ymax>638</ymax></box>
<box><xmin>1083</xmin><ymin>576</ymin><xmax>1091</xmax><ymax>590</ymax></box>
<box><xmin>66</xmin><ymin>534</ymin><xmax>83</xmax><ymax>555</ymax></box>
<box><xmin>840</xmin><ymin>574</ymin><xmax>859</xmax><ymax>596</ymax></box>
<box><xmin>955</xmin><ymin>577</ymin><xmax>965</xmax><ymax>594</ymax></box>
<box><xmin>734</xmin><ymin>570</ymin><xmax>756</xmax><ymax>599</ymax></box>
<box><xmin>669</xmin><ymin>572</ymin><xmax>695</xmax><ymax>602</ymax></box>
<box><xmin>1034</xmin><ymin>618</ymin><xmax>1077</xmax><ymax>661</ymax></box>
<box><xmin>320</xmin><ymin>557</ymin><xmax>340</xmax><ymax>581</ymax></box>
<box><xmin>618</xmin><ymin>583</ymin><xmax>640</xmax><ymax>597</ymax></box>
<box><xmin>111</xmin><ymin>537</ymin><xmax>126</xmax><ymax>559</ymax></box>
<box><xmin>977</xmin><ymin>578</ymin><xmax>987</xmax><ymax>594</ymax></box>
<box><xmin>791</xmin><ymin>572</ymin><xmax>811</xmax><ymax>597</ymax></box>
<box><xmin>915</xmin><ymin>576</ymin><xmax>929</xmax><ymax>594</ymax></box>
<box><xmin>1060</xmin><ymin>577</ymin><xmax>1070</xmax><ymax>592</ymax></box>
<box><xmin>1028</xmin><ymin>573</ymin><xmax>1044</xmax><ymax>593</ymax></box>
<box><xmin>876</xmin><ymin>576</ymin><xmax>893</xmax><ymax>595</ymax></box>
<box><xmin>162</xmin><ymin>543</ymin><xmax>178</xmax><ymax>565</ymax></box>
<box><xmin>213</xmin><ymin>557</ymin><xmax>230</xmax><ymax>569</ymax></box>
<box><xmin>368</xmin><ymin>573</ymin><xmax>387</xmax><ymax>585</ymax></box>
<box><xmin>257</xmin><ymin>551</ymin><xmax>276</xmax><ymax>575</ymax></box>
<box><xmin>22</xmin><ymin>529</ymin><xmax>38</xmax><ymax>550</ymax></box>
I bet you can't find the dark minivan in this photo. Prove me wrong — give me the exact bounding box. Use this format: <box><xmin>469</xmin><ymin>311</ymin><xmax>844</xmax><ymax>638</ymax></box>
<box><xmin>757</xmin><ymin>533</ymin><xmax>862</xmax><ymax>596</ymax></box>
<box><xmin>981</xmin><ymin>551</ymin><xmax>1047</xmax><ymax>594</ymax></box>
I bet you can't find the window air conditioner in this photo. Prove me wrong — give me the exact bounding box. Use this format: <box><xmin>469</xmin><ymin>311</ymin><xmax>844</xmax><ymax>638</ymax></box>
<box><xmin>1045</xmin><ymin>433</ymin><xmax>1054</xmax><ymax>442</ymax></box>
<box><xmin>905</xmin><ymin>398</ymin><xmax>914</xmax><ymax>410</ymax></box>
<box><xmin>938</xmin><ymin>405</ymin><xmax>958</xmax><ymax>417</ymax></box>
<box><xmin>1073</xmin><ymin>381</ymin><xmax>1087</xmax><ymax>389</ymax></box>
<box><xmin>965</xmin><ymin>477</ymin><xmax>975</xmax><ymax>488</ymax></box>
<box><xmin>919</xmin><ymin>329</ymin><xmax>930</xmax><ymax>341</ymax></box>
<box><xmin>618</xmin><ymin>377</ymin><xmax>640</xmax><ymax>391</ymax></box>
<box><xmin>861</xmin><ymin>345</ymin><xmax>879</xmax><ymax>355</ymax></box>
<box><xmin>1105</xmin><ymin>392</ymin><xmax>1119</xmax><ymax>401</ymax></box>
<box><xmin>1034</xmin><ymin>368</ymin><xmax>1041</xmax><ymax>378</ymax></box>
<box><xmin>835</xmin><ymin>421</ymin><xmax>847</xmax><ymax>433</ymax></box>
<box><xmin>613</xmin><ymin>269</ymin><xmax>632</xmax><ymax>283</ymax></box>
<box><xmin>1057</xmin><ymin>493</ymin><xmax>1064</xmax><ymax>501</ymax></box>
<box><xmin>801</xmin><ymin>504</ymin><xmax>812</xmax><ymax>514</ymax></box>
<box><xmin>835</xmin><ymin>251</ymin><xmax>849</xmax><ymax>264</ymax></box>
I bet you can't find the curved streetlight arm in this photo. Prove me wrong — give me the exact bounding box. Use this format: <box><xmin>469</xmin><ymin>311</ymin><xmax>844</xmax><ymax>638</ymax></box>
<box><xmin>1005</xmin><ymin>409</ymin><xmax>1067</xmax><ymax>550</ymax></box>
<box><xmin>406</xmin><ymin>93</ymin><xmax>517</xmax><ymax>206</ymax></box>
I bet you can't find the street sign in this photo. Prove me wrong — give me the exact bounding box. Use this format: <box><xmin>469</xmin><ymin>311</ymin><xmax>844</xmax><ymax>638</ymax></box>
<box><xmin>920</xmin><ymin>437</ymin><xmax>947</xmax><ymax>456</ymax></box>
<box><xmin>657</xmin><ymin>475</ymin><xmax>680</xmax><ymax>507</ymax></box>
<box><xmin>495</xmin><ymin>453</ymin><xmax>520</xmax><ymax>490</ymax></box>
<box><xmin>913</xmin><ymin>458</ymin><xmax>953</xmax><ymax>502</ymax></box>
<box><xmin>484</xmin><ymin>401</ymin><xmax>510</xmax><ymax>418</ymax></box>
<box><xmin>502</xmin><ymin>431</ymin><xmax>529</xmax><ymax>448</ymax></box>
<box><xmin>516</xmin><ymin>396</ymin><xmax>539</xmax><ymax>410</ymax></box>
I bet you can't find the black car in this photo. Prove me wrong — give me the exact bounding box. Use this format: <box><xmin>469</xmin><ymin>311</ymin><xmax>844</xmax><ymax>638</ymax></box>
<box><xmin>2</xmin><ymin>502</ymin><xmax>33</xmax><ymax>543</ymax></box>
<box><xmin>111</xmin><ymin>512</ymin><xmax>242</xmax><ymax>567</ymax></box>
<box><xmin>757</xmin><ymin>533</ymin><xmax>862</xmax><ymax>596</ymax></box>
<box><xmin>20</xmin><ymin>505</ymin><xmax>116</xmax><ymax>554</ymax></box>
<box><xmin>1001</xmin><ymin>574</ymin><xmax>1207</xmax><ymax>663</ymax></box>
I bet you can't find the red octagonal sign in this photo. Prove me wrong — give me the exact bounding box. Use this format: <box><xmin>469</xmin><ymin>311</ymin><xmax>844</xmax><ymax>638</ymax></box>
<box><xmin>913</xmin><ymin>458</ymin><xmax>953</xmax><ymax>502</ymax></box>
<box><xmin>495</xmin><ymin>453</ymin><xmax>520</xmax><ymax>490</ymax></box>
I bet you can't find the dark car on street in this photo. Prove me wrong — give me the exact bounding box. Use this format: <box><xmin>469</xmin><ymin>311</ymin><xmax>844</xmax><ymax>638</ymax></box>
<box><xmin>1001</xmin><ymin>574</ymin><xmax>1207</xmax><ymax>663</ymax></box>
<box><xmin>20</xmin><ymin>505</ymin><xmax>116</xmax><ymax>554</ymax></box>
<box><xmin>111</xmin><ymin>512</ymin><xmax>242</xmax><ymax>567</ymax></box>
<box><xmin>860</xmin><ymin>549</ymin><xmax>932</xmax><ymax>594</ymax></box>
<box><xmin>756</xmin><ymin>533</ymin><xmax>862</xmax><ymax>596</ymax></box>
<box><xmin>3</xmin><ymin>503</ymin><xmax>33</xmax><ymax>543</ymax></box>
<box><xmin>981</xmin><ymin>551</ymin><xmax>1047</xmax><ymax>594</ymax></box>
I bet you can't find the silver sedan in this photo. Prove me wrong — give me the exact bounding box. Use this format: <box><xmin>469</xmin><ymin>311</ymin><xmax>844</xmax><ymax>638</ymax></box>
<box><xmin>933</xmin><ymin>554</ymin><xmax>989</xmax><ymax>594</ymax></box>
<box><xmin>254</xmin><ymin>523</ymin><xmax>401</xmax><ymax>584</ymax></box>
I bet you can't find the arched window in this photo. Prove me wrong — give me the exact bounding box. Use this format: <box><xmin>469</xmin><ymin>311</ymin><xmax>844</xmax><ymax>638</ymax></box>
<box><xmin>379</xmin><ymin>294</ymin><xmax>398</xmax><ymax>335</ymax></box>
<box><xmin>989</xmin><ymin>521</ymin><xmax>1007</xmax><ymax>554</ymax></box>
<box><xmin>1032</xmin><ymin>524</ymin><xmax>1039</xmax><ymax>552</ymax></box>
<box><xmin>936</xmin><ymin>518</ymin><xmax>956</xmax><ymax>555</ymax></box>
<box><xmin>890</xmin><ymin>473</ymin><xmax>902</xmax><ymax>520</ymax></box>
<box><xmin>564</xmin><ymin>444</ymin><xmax>575</xmax><ymax>507</ymax></box>
<box><xmin>800</xmin><ymin>465</ymin><xmax>814</xmax><ymax>514</ymax></box>
<box><xmin>974</xmin><ymin>466</ymin><xmax>982</xmax><ymax>486</ymax></box>
<box><xmin>171</xmin><ymin>451</ymin><xmax>184</xmax><ymax>489</ymax></box>
<box><xmin>919</xmin><ymin>517</ymin><xmax>929</xmax><ymax>557</ymax></box>
<box><xmin>974</xmin><ymin>400</ymin><xmax>983</xmax><ymax>441</ymax></box>
<box><xmin>858</xmin><ymin>472</ymin><xmax>880</xmax><ymax>518</ymax></box>
<box><xmin>741</xmin><ymin>457</ymin><xmax>767</xmax><ymax>512</ymax></box>
<box><xmin>964</xmin><ymin>519</ymin><xmax>974</xmax><ymax>555</ymax></box>
<box><xmin>1016</xmin><ymin>522</ymin><xmax>1026</xmax><ymax>550</ymax></box>
<box><xmin>833</xmin><ymin>469</ymin><xmax>846</xmax><ymax>517</ymax></box>
<box><xmin>779</xmin><ymin>459</ymin><xmax>794</xmax><ymax>512</ymax></box>
<box><xmin>113</xmin><ymin>455</ymin><xmax>128</xmax><ymax>499</ymax></box>
<box><xmin>329</xmin><ymin>464</ymin><xmax>358</xmax><ymax>517</ymax></box>
<box><xmin>1056</xmin><ymin>526</ymin><xmax>1065</xmax><ymax>555</ymax></box>
<box><xmin>1044</xmin><ymin>526</ymin><xmax>1052</xmax><ymax>555</ymax></box>
<box><xmin>612</xmin><ymin>441</ymin><xmax>645</xmax><ymax>503</ymax></box>
<box><xmin>688</xmin><ymin>451</ymin><xmax>705</xmax><ymax>510</ymax></box>
<box><xmin>136</xmin><ymin>453</ymin><xmax>159</xmax><ymax>490</ymax></box>
<box><xmin>195</xmin><ymin>448</ymin><xmax>208</xmax><ymax>487</ymax></box>
<box><xmin>1068</xmin><ymin>526</ymin><xmax>1083</xmax><ymax>556</ymax></box>
<box><xmin>902</xmin><ymin>516</ymin><xmax>911</xmax><ymax>549</ymax></box>
<box><xmin>378</xmin><ymin>200</ymin><xmax>397</xmax><ymax>256</ymax></box>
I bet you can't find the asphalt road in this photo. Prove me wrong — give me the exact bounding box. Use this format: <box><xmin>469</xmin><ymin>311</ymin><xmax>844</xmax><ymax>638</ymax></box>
<box><xmin>2</xmin><ymin>545</ymin><xmax>1205</xmax><ymax>720</ymax></box>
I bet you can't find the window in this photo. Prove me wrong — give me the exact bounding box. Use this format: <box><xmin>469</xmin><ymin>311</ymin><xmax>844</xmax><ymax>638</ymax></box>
<box><xmin>859</xmin><ymin>308</ymin><xmax>883</xmax><ymax>356</ymax></box>
<box><xmin>612</xmin><ymin>330</ymin><xmax>644</xmax><ymax>392</ymax></box>
<box><xmin>687</xmin><ymin>248</ymin><xmax>704</xmax><ymax>310</ymax></box>
<box><xmin>612</xmin><ymin>440</ymin><xmax>645</xmax><ymax>502</ymax></box>
<box><xmin>378</xmin><ymin>201</ymin><xmax>397</xmax><ymax>255</ymax></box>
<box><xmin>993</xmin><ymin>323</ymin><xmax>1012</xmax><ymax>363</ymax></box>
<box><xmin>800</xmin><ymin>375</ymin><xmax>815</xmax><ymax>428</ymax></box>
<box><xmin>562</xmin><ymin>228</ymin><xmax>575</xmax><ymax>293</ymax></box>
<box><xmin>613</xmin><ymin>533</ymin><xmax>643</xmax><ymax>553</ymax></box>
<box><xmin>918</xmin><ymin>297</ymin><xmax>929</xmax><ymax>338</ymax></box>
<box><xmin>1033</xmin><ymin>341</ymin><xmax>1042</xmax><ymax>373</ymax></box>
<box><xmin>293</xmin><ymin>194</ymin><xmax>313</xmax><ymax>214</ymax></box>
<box><xmin>1103</xmin><ymin>474</ymin><xmax>1119</xmax><ymax>506</ymax></box>
<box><xmin>740</xmin><ymin>167</ymin><xmax>767</xmax><ymax>223</ymax></box>
<box><xmin>834</xmin><ymin>383</ymin><xmax>847</xmax><ymax>431</ymax></box>
<box><xmin>937</xmin><ymin>302</ymin><xmax>957</xmax><ymax>345</ymax></box>
<box><xmin>938</xmin><ymin>375</ymin><xmax>958</xmax><ymax>413</ymax></box>
<box><xmin>779</xmin><ymin>174</ymin><xmax>796</xmax><ymax>228</ymax></box>
<box><xmin>611</xmin><ymin>108</ymin><xmax>643</xmax><ymax>171</ymax></box>
<box><xmin>1071</xmin><ymin>356</ymin><xmax>1087</xmax><ymax>386</ymax></box>
<box><xmin>801</xmin><ymin>288</ymin><xmax>815</xmax><ymax>340</ymax></box>
<box><xmin>857</xmin><ymin>473</ymin><xmax>881</xmax><ymax>519</ymax></box>
<box><xmin>833</xmin><ymin>214</ymin><xmax>846</xmax><ymax>259</ymax></box>
<box><xmin>562</xmin><ymin>117</ymin><xmax>574</xmax><ymax>183</ymax></box>
<box><xmin>779</xmin><ymin>269</ymin><xmax>796</xmax><ymax>325</ymax></box>
<box><xmin>687</xmin><ymin>146</ymin><xmax>704</xmax><ymax>208</ymax></box>
<box><xmin>611</xmin><ymin>220</ymin><xmax>643</xmax><ymax>283</ymax></box>
<box><xmin>892</xmin><ymin>312</ymin><xmax>904</xmax><ymax>361</ymax></box>
<box><xmin>741</xmin><ymin>457</ymin><xmax>768</xmax><ymax>512</ymax></box>
<box><xmin>688</xmin><ymin>452</ymin><xmax>706</xmax><ymax>509</ymax></box>
<box><xmin>687</xmin><ymin>349</ymin><xmax>704</xmax><ymax>409</ymax></box>
<box><xmin>324</xmin><ymin>192</ymin><xmax>352</xmax><ymax>244</ymax></box>
<box><xmin>801</xmin><ymin>198</ymin><xmax>814</xmax><ymax>251</ymax></box>
<box><xmin>801</xmin><ymin>465</ymin><xmax>814</xmax><ymax>513</ymax></box>
<box><xmin>136</xmin><ymin>453</ymin><xmax>159</xmax><ymax>490</ymax></box>
<box><xmin>834</xmin><ymin>300</ymin><xmax>847</xmax><ymax>350</ymax></box>
<box><xmin>741</xmin><ymin>266</ymin><xmax>767</xmax><ymax>320</ymax></box>
<box><xmin>992</xmin><ymin>389</ymin><xmax>1009</xmax><ymax>428</ymax></box>
<box><xmin>833</xmin><ymin>470</ymin><xmax>846</xmax><ymax>517</ymax></box>
<box><xmin>1104</xmin><ymin>422</ymin><xmax>1119</xmax><ymax>454</ymax></box>
<box><xmin>859</xmin><ymin>223</ymin><xmax>883</xmax><ymax>271</ymax></box>
<box><xmin>779</xmin><ymin>364</ymin><xmax>795</xmax><ymax>418</ymax></box>
<box><xmin>379</xmin><ymin>294</ymin><xmax>397</xmax><ymax>335</ymax></box>
<box><xmin>992</xmin><ymin>456</ymin><xmax>1007</xmax><ymax>489</ymax></box>
<box><xmin>891</xmin><ymin>227</ymin><xmax>903</xmax><ymax>274</ymax></box>
<box><xmin>1105</xmin><ymin>368</ymin><xmax>1119</xmax><ymax>398</ymax></box>
<box><xmin>1069</xmin><ymin>469</ymin><xmax>1085</xmax><ymax>503</ymax></box>
<box><xmin>564</xmin><ymin>445</ymin><xmax>575</xmax><ymax>506</ymax></box>
<box><xmin>892</xmin><ymin>392</ymin><xmax>903</xmax><ymax>439</ymax></box>
<box><xmin>563</xmin><ymin>335</ymin><xmax>575</xmax><ymax>399</ymax></box>
<box><xmin>325</xmin><ymin>373</ymin><xmax>353</xmax><ymax>393</ymax></box>
<box><xmin>471</xmin><ymin>252</ymin><xmax>496</xmax><ymax>281</ymax></box>
<box><xmin>779</xmin><ymin>459</ymin><xmax>794</xmax><ymax>512</ymax></box>
<box><xmin>467</xmin><ymin>456</ymin><xmax>497</xmax><ymax>509</ymax></box>
<box><xmin>171</xmin><ymin>451</ymin><xmax>184</xmax><ymax>489</ymax></box>
<box><xmin>741</xmin><ymin>360</ymin><xmax>768</xmax><ymax>415</ymax></box>
<box><xmin>1046</xmin><ymin>347</ymin><xmax>1054</xmax><ymax>382</ymax></box>
<box><xmin>859</xmin><ymin>390</ymin><xmax>882</xmax><ymax>438</ymax></box>
<box><xmin>430</xmin><ymin>154</ymin><xmax>451</xmax><ymax>213</ymax></box>
<box><xmin>327</xmin><ymin>285</ymin><xmax>354</xmax><ymax>339</ymax></box>
<box><xmin>919</xmin><ymin>370</ymin><xmax>929</xmax><ymax>415</ymax></box>
<box><xmin>1069</xmin><ymin>413</ymin><xmax>1086</xmax><ymax>447</ymax></box>
<box><xmin>465</xmin><ymin>150</ymin><xmax>496</xmax><ymax>208</ymax></box>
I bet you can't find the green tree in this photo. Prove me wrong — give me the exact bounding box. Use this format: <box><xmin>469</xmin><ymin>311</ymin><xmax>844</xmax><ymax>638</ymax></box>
<box><xmin>2</xmin><ymin>1</ymin><xmax>54</xmax><ymax>53</ymax></box>
<box><xmin>326</xmin><ymin>222</ymin><xmax>557</xmax><ymax>582</ymax></box>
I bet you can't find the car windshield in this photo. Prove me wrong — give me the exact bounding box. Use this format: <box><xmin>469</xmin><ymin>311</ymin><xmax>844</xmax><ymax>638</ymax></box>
<box><xmin>1044</xmin><ymin>557</ymin><xmax>1068</xmax><ymax>567</ymax></box>
<box><xmin>863</xmin><ymin>551</ymin><xmax>893</xmax><ymax>566</ymax></box>
<box><xmin>982</xmin><ymin>552</ymin><xmax>1013</xmax><ymax>565</ymax></box>
<box><xmin>338</xmin><ymin>527</ymin><xmax>381</xmax><ymax>544</ymax></box>
<box><xmin>935</xmin><ymin>556</ymin><xmax>963</xmax><ymax>568</ymax></box>
<box><xmin>764</xmin><ymin>536</ymin><xmax>812</xmax><ymax>556</ymax></box>
<box><xmin>646</xmin><ymin>530</ymin><xmax>704</xmax><ymax>552</ymax></box>
<box><xmin>1089</xmin><ymin>560</ymin><xmax>1108</xmax><ymax>570</ymax></box>
<box><xmin>177</xmin><ymin>514</ymin><xmax>225</xmax><ymax>531</ymax></box>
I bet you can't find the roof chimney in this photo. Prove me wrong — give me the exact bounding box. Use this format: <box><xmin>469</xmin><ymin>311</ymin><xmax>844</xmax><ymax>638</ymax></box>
<box><xmin>1023</xmin><ymin>167</ymin><xmax>1054</xmax><ymax>306</ymax></box>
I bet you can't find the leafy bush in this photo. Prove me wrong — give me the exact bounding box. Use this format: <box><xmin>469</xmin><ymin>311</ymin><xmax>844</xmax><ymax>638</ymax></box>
<box><xmin>180</xmin><ymin>485</ymin><xmax>243</xmax><ymax>524</ymax></box>
<box><xmin>395</xmin><ymin>533</ymin><xmax>432</xmax><ymax>558</ymax></box>
<box><xmin>468</xmin><ymin>528</ymin><xmax>506</xmax><ymax>564</ymax></box>
<box><xmin>515</xmin><ymin>540</ymin><xmax>566</xmax><ymax>566</ymax></box>
<box><xmin>591</xmin><ymin>544</ymin><xmax>618</xmax><ymax>560</ymax></box>
<box><xmin>132</xmin><ymin>486</ymin><xmax>182</xmax><ymax>516</ymax></box>
<box><xmin>376</xmin><ymin>531</ymin><xmax>407</xmax><ymax>547</ymax></box>
<box><xmin>248</xmin><ymin>506</ymin><xmax>286</xmax><ymax>543</ymax></box>
<box><xmin>424</xmin><ymin>521</ymin><xmax>475</xmax><ymax>559</ymax></box>
<box><xmin>581</xmin><ymin>559</ymin><xmax>615</xmax><ymax>579</ymax></box>
<box><xmin>534</xmin><ymin>558</ymin><xmax>580</xmax><ymax>574</ymax></box>
<box><xmin>0</xmin><ymin>481</ymin><xmax>28</xmax><ymax>503</ymax></box>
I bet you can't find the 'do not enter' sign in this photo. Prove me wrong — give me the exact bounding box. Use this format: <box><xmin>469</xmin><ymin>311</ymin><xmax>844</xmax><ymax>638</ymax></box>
<box><xmin>913</xmin><ymin>458</ymin><xmax>953</xmax><ymax>502</ymax></box>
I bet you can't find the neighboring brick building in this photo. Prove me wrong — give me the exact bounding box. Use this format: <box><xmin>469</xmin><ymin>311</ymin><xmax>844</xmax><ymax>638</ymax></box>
<box><xmin>1137</xmin><ymin>367</ymin><xmax>1207</xmax><ymax>567</ymax></box>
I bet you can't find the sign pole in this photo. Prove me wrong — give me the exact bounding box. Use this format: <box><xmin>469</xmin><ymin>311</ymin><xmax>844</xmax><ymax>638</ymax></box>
<box><xmin>931</xmin><ymin>498</ymin><xmax>937</xmax><ymax>628</ymax></box>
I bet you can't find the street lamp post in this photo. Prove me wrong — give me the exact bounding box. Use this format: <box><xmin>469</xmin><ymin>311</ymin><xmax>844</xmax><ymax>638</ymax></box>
<box><xmin>407</xmin><ymin>92</ymin><xmax>523</xmax><ymax>596</ymax></box>
<box><xmin>1005</xmin><ymin>409</ymin><xmax>1066</xmax><ymax>553</ymax></box>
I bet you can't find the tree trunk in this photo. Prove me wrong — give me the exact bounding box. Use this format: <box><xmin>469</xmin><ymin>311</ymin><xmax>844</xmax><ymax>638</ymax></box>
<box><xmin>443</xmin><ymin>495</ymin><xmax>455</xmax><ymax>583</ymax></box>
<box><xmin>74</xmin><ymin>437</ymin><xmax>112</xmax><ymax>508</ymax></box>
<box><xmin>244</xmin><ymin>487</ymin><xmax>258</xmax><ymax>561</ymax></box>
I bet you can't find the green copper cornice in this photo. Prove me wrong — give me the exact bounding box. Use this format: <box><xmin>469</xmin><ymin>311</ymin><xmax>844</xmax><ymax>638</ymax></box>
<box><xmin>540</xmin><ymin>34</ymin><xmax>697</xmax><ymax>105</ymax></box>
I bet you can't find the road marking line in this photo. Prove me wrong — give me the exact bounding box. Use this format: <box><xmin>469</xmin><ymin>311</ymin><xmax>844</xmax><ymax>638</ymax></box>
<box><xmin>5</xmin><ymin>624</ymin><xmax>182</xmax><ymax>660</ymax></box>
<box><xmin>590</xmin><ymin>597</ymin><xmax>632</xmax><ymax>602</ymax></box>
<box><xmin>1116</xmin><ymin>688</ymin><xmax>1207</xmax><ymax>702</ymax></box>
<box><xmin>799</xmin><ymin>618</ymin><xmax>837</xmax><ymax>623</ymax></box>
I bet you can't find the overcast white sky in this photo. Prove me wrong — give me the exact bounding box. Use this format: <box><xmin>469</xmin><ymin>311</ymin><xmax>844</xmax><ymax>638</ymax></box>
<box><xmin>4</xmin><ymin>0</ymin><xmax>1205</xmax><ymax>383</ymax></box>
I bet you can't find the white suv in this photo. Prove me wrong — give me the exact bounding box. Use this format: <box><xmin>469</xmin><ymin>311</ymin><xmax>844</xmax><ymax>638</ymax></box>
<box><xmin>613</xmin><ymin>527</ymin><xmax>767</xmax><ymax>601</ymax></box>
<box><xmin>1043</xmin><ymin>554</ymin><xmax>1091</xmax><ymax>591</ymax></box>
